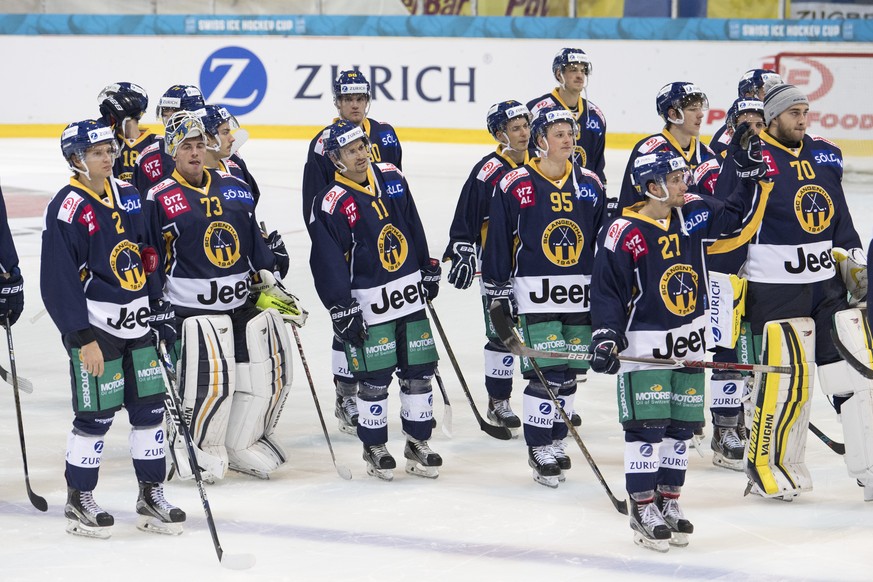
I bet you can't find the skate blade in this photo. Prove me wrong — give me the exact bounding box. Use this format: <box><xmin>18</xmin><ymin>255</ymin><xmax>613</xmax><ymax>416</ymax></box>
<box><xmin>486</xmin><ymin>411</ymin><xmax>521</xmax><ymax>432</ymax></box>
<box><xmin>337</xmin><ymin>421</ymin><xmax>358</xmax><ymax>436</ymax></box>
<box><xmin>66</xmin><ymin>519</ymin><xmax>112</xmax><ymax>540</ymax></box>
<box><xmin>711</xmin><ymin>453</ymin><xmax>744</xmax><ymax>472</ymax></box>
<box><xmin>864</xmin><ymin>483</ymin><xmax>873</xmax><ymax>502</ymax></box>
<box><xmin>366</xmin><ymin>465</ymin><xmax>394</xmax><ymax>481</ymax></box>
<box><xmin>405</xmin><ymin>459</ymin><xmax>439</xmax><ymax>479</ymax></box>
<box><xmin>748</xmin><ymin>483</ymin><xmax>798</xmax><ymax>502</ymax></box>
<box><xmin>668</xmin><ymin>532</ymin><xmax>689</xmax><ymax>547</ymax></box>
<box><xmin>228</xmin><ymin>465</ymin><xmax>271</xmax><ymax>480</ymax></box>
<box><xmin>557</xmin><ymin>471</ymin><xmax>567</xmax><ymax>483</ymax></box>
<box><xmin>136</xmin><ymin>515</ymin><xmax>184</xmax><ymax>536</ymax></box>
<box><xmin>634</xmin><ymin>532</ymin><xmax>670</xmax><ymax>553</ymax></box>
<box><xmin>532</xmin><ymin>469</ymin><xmax>559</xmax><ymax>489</ymax></box>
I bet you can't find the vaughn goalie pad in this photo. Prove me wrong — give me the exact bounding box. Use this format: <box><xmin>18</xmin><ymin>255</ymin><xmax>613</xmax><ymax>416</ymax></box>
<box><xmin>174</xmin><ymin>315</ymin><xmax>236</xmax><ymax>481</ymax></box>
<box><xmin>826</xmin><ymin>309</ymin><xmax>873</xmax><ymax>492</ymax></box>
<box><xmin>225</xmin><ymin>309</ymin><xmax>293</xmax><ymax>478</ymax></box>
<box><xmin>745</xmin><ymin>317</ymin><xmax>816</xmax><ymax>499</ymax></box>
<box><xmin>707</xmin><ymin>271</ymin><xmax>746</xmax><ymax>350</ymax></box>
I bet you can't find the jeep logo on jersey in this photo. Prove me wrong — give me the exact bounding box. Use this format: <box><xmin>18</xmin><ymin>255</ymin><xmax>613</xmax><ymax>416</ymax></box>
<box><xmin>200</xmin><ymin>46</ymin><xmax>267</xmax><ymax>115</ymax></box>
<box><xmin>203</xmin><ymin>221</ymin><xmax>241</xmax><ymax>268</ymax></box>
<box><xmin>109</xmin><ymin>240</ymin><xmax>146</xmax><ymax>291</ymax></box>
<box><xmin>659</xmin><ymin>264</ymin><xmax>698</xmax><ymax>317</ymax></box>
<box><xmin>377</xmin><ymin>224</ymin><xmax>408</xmax><ymax>272</ymax></box>
<box><xmin>793</xmin><ymin>184</ymin><xmax>833</xmax><ymax>234</ymax></box>
<box><xmin>541</xmin><ymin>219</ymin><xmax>583</xmax><ymax>267</ymax></box>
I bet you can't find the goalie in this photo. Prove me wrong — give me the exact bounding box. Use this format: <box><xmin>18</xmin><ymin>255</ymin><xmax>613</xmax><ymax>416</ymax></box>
<box><xmin>144</xmin><ymin>112</ymin><xmax>294</xmax><ymax>480</ymax></box>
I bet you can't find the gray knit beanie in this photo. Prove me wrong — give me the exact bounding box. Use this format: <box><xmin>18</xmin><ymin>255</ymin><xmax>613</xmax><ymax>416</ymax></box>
<box><xmin>763</xmin><ymin>84</ymin><xmax>808</xmax><ymax>125</ymax></box>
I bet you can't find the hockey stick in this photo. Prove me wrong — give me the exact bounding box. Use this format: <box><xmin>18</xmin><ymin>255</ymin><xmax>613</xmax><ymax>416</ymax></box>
<box><xmin>425</xmin><ymin>300</ymin><xmax>513</xmax><ymax>441</ymax></box>
<box><xmin>808</xmin><ymin>422</ymin><xmax>846</xmax><ymax>455</ymax></box>
<box><xmin>287</xmin><ymin>323</ymin><xmax>353</xmax><ymax>480</ymax></box>
<box><xmin>157</xmin><ymin>342</ymin><xmax>256</xmax><ymax>571</ymax></box>
<box><xmin>831</xmin><ymin>328</ymin><xmax>873</xmax><ymax>380</ymax></box>
<box><xmin>0</xmin><ymin>361</ymin><xmax>33</xmax><ymax>394</ymax></box>
<box><xmin>433</xmin><ymin>368</ymin><xmax>453</xmax><ymax>438</ymax></box>
<box><xmin>2</xmin><ymin>319</ymin><xmax>47</xmax><ymax>512</ymax></box>
<box><xmin>516</xmin><ymin>327</ymin><xmax>628</xmax><ymax>515</ymax></box>
<box><xmin>488</xmin><ymin>301</ymin><xmax>794</xmax><ymax>375</ymax></box>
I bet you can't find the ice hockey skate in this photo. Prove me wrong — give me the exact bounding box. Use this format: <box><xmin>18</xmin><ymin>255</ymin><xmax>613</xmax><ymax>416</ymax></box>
<box><xmin>404</xmin><ymin>437</ymin><xmax>443</xmax><ymax>479</ymax></box>
<box><xmin>65</xmin><ymin>488</ymin><xmax>114</xmax><ymax>539</ymax></box>
<box><xmin>656</xmin><ymin>487</ymin><xmax>694</xmax><ymax>547</ymax></box>
<box><xmin>487</xmin><ymin>397</ymin><xmax>521</xmax><ymax>434</ymax></box>
<box><xmin>629</xmin><ymin>494</ymin><xmax>672</xmax><ymax>552</ymax></box>
<box><xmin>363</xmin><ymin>443</ymin><xmax>396</xmax><ymax>481</ymax></box>
<box><xmin>528</xmin><ymin>445</ymin><xmax>561</xmax><ymax>488</ymax></box>
<box><xmin>335</xmin><ymin>396</ymin><xmax>359</xmax><ymax>436</ymax></box>
<box><xmin>551</xmin><ymin>439</ymin><xmax>571</xmax><ymax>482</ymax></box>
<box><xmin>711</xmin><ymin>426</ymin><xmax>744</xmax><ymax>471</ymax></box>
<box><xmin>135</xmin><ymin>482</ymin><xmax>186</xmax><ymax>535</ymax></box>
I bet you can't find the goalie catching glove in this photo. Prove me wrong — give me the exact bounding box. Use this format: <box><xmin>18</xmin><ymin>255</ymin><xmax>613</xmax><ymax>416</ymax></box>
<box><xmin>832</xmin><ymin>247</ymin><xmax>867</xmax><ymax>306</ymax></box>
<box><xmin>250</xmin><ymin>269</ymin><xmax>308</xmax><ymax>327</ymax></box>
<box><xmin>731</xmin><ymin>121</ymin><xmax>768</xmax><ymax>181</ymax></box>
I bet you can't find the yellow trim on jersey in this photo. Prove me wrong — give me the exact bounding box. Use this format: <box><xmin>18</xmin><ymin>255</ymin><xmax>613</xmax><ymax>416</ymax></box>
<box><xmin>171</xmin><ymin>168</ymin><xmax>212</xmax><ymax>195</ymax></box>
<box><xmin>707</xmin><ymin>180</ymin><xmax>774</xmax><ymax>254</ymax></box>
<box><xmin>529</xmin><ymin>158</ymin><xmax>572</xmax><ymax>188</ymax></box>
<box><xmin>662</xmin><ymin>130</ymin><xmax>699</xmax><ymax>164</ymax></box>
<box><xmin>334</xmin><ymin>166</ymin><xmax>378</xmax><ymax>197</ymax></box>
<box><xmin>496</xmin><ymin>144</ymin><xmax>530</xmax><ymax>167</ymax></box>
<box><xmin>550</xmin><ymin>88</ymin><xmax>586</xmax><ymax>121</ymax></box>
<box><xmin>760</xmin><ymin>130</ymin><xmax>803</xmax><ymax>157</ymax></box>
<box><xmin>70</xmin><ymin>177</ymin><xmax>115</xmax><ymax>209</ymax></box>
<box><xmin>123</xmin><ymin>127</ymin><xmax>156</xmax><ymax>148</ymax></box>
<box><xmin>621</xmin><ymin>201</ymin><xmax>673</xmax><ymax>232</ymax></box>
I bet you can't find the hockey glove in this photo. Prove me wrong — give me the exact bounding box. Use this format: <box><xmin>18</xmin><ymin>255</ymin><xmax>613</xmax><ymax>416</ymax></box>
<box><xmin>484</xmin><ymin>280</ymin><xmax>518</xmax><ymax>323</ymax></box>
<box><xmin>264</xmin><ymin>230</ymin><xmax>290</xmax><ymax>279</ymax></box>
<box><xmin>148</xmin><ymin>299</ymin><xmax>177</xmax><ymax>348</ymax></box>
<box><xmin>589</xmin><ymin>328</ymin><xmax>626</xmax><ymax>375</ymax></box>
<box><xmin>420</xmin><ymin>258</ymin><xmax>442</xmax><ymax>300</ymax></box>
<box><xmin>605</xmin><ymin>197</ymin><xmax>620</xmax><ymax>220</ymax></box>
<box><xmin>447</xmin><ymin>242</ymin><xmax>478</xmax><ymax>290</ymax></box>
<box><xmin>0</xmin><ymin>270</ymin><xmax>24</xmax><ymax>326</ymax></box>
<box><xmin>98</xmin><ymin>93</ymin><xmax>143</xmax><ymax>129</ymax></box>
<box><xmin>731</xmin><ymin>121</ymin><xmax>768</xmax><ymax>182</ymax></box>
<box><xmin>833</xmin><ymin>246</ymin><xmax>868</xmax><ymax>305</ymax></box>
<box><xmin>251</xmin><ymin>269</ymin><xmax>309</xmax><ymax>327</ymax></box>
<box><xmin>330</xmin><ymin>299</ymin><xmax>369</xmax><ymax>348</ymax></box>
<box><xmin>139</xmin><ymin>244</ymin><xmax>159</xmax><ymax>274</ymax></box>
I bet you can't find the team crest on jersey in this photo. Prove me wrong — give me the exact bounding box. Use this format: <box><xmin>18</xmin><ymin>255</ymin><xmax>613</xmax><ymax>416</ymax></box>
<box><xmin>377</xmin><ymin>224</ymin><xmax>408</xmax><ymax>272</ymax></box>
<box><xmin>541</xmin><ymin>219</ymin><xmax>584</xmax><ymax>267</ymax></box>
<box><xmin>794</xmin><ymin>184</ymin><xmax>833</xmax><ymax>234</ymax></box>
<box><xmin>659</xmin><ymin>264</ymin><xmax>698</xmax><ymax>316</ymax></box>
<box><xmin>573</xmin><ymin>145</ymin><xmax>588</xmax><ymax>168</ymax></box>
<box><xmin>203</xmin><ymin>221</ymin><xmax>241</xmax><ymax>268</ymax></box>
<box><xmin>109</xmin><ymin>240</ymin><xmax>146</xmax><ymax>291</ymax></box>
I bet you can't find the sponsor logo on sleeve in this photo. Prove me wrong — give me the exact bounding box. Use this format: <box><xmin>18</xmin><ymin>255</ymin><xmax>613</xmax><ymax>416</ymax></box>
<box><xmin>120</xmin><ymin>193</ymin><xmax>142</xmax><ymax>214</ymax></box>
<box><xmin>321</xmin><ymin>186</ymin><xmax>345</xmax><ymax>214</ymax></box>
<box><xmin>58</xmin><ymin>192</ymin><xmax>84</xmax><ymax>223</ymax></box>
<box><xmin>477</xmin><ymin>158</ymin><xmax>504</xmax><ymax>183</ymax></box>
<box><xmin>604</xmin><ymin>218</ymin><xmax>631</xmax><ymax>252</ymax></box>
<box><xmin>499</xmin><ymin>167</ymin><xmax>529</xmax><ymax>192</ymax></box>
<box><xmin>377</xmin><ymin>162</ymin><xmax>399</xmax><ymax>174</ymax></box>
<box><xmin>220</xmin><ymin>185</ymin><xmax>254</xmax><ymax>205</ymax></box>
<box><xmin>639</xmin><ymin>135</ymin><xmax>666</xmax><ymax>153</ymax></box>
<box><xmin>812</xmin><ymin>150</ymin><xmax>843</xmax><ymax>168</ymax></box>
<box><xmin>385</xmin><ymin>180</ymin><xmax>404</xmax><ymax>198</ymax></box>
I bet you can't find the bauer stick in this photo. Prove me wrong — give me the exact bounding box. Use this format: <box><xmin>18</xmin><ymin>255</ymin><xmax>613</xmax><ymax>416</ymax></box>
<box><xmin>426</xmin><ymin>300</ymin><xmax>513</xmax><ymax>441</ymax></box>
<box><xmin>0</xmin><ymin>360</ymin><xmax>33</xmax><ymax>393</ymax></box>
<box><xmin>488</xmin><ymin>301</ymin><xmax>793</xmax><ymax>375</ymax></box>
<box><xmin>2</xmin><ymin>318</ymin><xmax>47</xmax><ymax>512</ymax></box>
<box><xmin>157</xmin><ymin>342</ymin><xmax>256</xmax><ymax>570</ymax></box>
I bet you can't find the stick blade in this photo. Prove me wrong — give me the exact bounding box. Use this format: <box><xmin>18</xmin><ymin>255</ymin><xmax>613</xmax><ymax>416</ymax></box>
<box><xmin>440</xmin><ymin>405</ymin><xmax>453</xmax><ymax>439</ymax></box>
<box><xmin>479</xmin><ymin>420</ymin><xmax>513</xmax><ymax>441</ymax></box>
<box><xmin>221</xmin><ymin>552</ymin><xmax>256</xmax><ymax>570</ymax></box>
<box><xmin>28</xmin><ymin>490</ymin><xmax>48</xmax><ymax>512</ymax></box>
<box><xmin>336</xmin><ymin>463</ymin><xmax>353</xmax><ymax>481</ymax></box>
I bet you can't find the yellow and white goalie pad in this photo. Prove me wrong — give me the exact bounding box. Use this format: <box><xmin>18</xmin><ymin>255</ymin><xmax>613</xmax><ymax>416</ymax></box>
<box><xmin>707</xmin><ymin>271</ymin><xmax>746</xmax><ymax>350</ymax></box>
<box><xmin>832</xmin><ymin>247</ymin><xmax>867</xmax><ymax>306</ymax></box>
<box><xmin>745</xmin><ymin>317</ymin><xmax>816</xmax><ymax>499</ymax></box>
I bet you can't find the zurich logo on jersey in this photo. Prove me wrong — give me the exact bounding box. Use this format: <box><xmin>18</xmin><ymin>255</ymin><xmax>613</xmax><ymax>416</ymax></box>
<box><xmin>200</xmin><ymin>46</ymin><xmax>267</xmax><ymax>116</ymax></box>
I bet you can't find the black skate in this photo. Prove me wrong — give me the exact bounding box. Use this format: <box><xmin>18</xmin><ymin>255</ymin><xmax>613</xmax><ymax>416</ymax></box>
<box><xmin>335</xmin><ymin>396</ymin><xmax>359</xmax><ymax>436</ymax></box>
<box><xmin>629</xmin><ymin>494</ymin><xmax>671</xmax><ymax>552</ymax></box>
<box><xmin>487</xmin><ymin>398</ymin><xmax>521</xmax><ymax>433</ymax></box>
<box><xmin>136</xmin><ymin>482</ymin><xmax>186</xmax><ymax>535</ymax></box>
<box><xmin>65</xmin><ymin>488</ymin><xmax>114</xmax><ymax>539</ymax></box>
<box><xmin>711</xmin><ymin>413</ymin><xmax>744</xmax><ymax>471</ymax></box>
<box><xmin>570</xmin><ymin>412</ymin><xmax>582</xmax><ymax>427</ymax></box>
<box><xmin>656</xmin><ymin>487</ymin><xmax>693</xmax><ymax>547</ymax></box>
<box><xmin>528</xmin><ymin>445</ymin><xmax>561</xmax><ymax>489</ymax></box>
<box><xmin>363</xmin><ymin>443</ymin><xmax>396</xmax><ymax>481</ymax></box>
<box><xmin>404</xmin><ymin>438</ymin><xmax>443</xmax><ymax>479</ymax></box>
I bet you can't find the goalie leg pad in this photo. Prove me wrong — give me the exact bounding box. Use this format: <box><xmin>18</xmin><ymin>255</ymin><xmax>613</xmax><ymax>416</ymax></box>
<box><xmin>226</xmin><ymin>310</ymin><xmax>293</xmax><ymax>478</ymax></box>
<box><xmin>745</xmin><ymin>317</ymin><xmax>815</xmax><ymax>500</ymax></box>
<box><xmin>175</xmin><ymin>315</ymin><xmax>235</xmax><ymax>481</ymax></box>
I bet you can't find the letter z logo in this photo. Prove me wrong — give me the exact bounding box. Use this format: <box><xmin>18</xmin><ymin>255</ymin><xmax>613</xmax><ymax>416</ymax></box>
<box><xmin>200</xmin><ymin>46</ymin><xmax>267</xmax><ymax>115</ymax></box>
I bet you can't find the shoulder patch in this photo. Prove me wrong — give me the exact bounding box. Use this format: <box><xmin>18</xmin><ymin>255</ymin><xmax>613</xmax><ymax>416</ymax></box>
<box><xmin>577</xmin><ymin>167</ymin><xmax>604</xmax><ymax>192</ymax></box>
<box><xmin>638</xmin><ymin>135</ymin><xmax>667</xmax><ymax>154</ymax></box>
<box><xmin>225</xmin><ymin>159</ymin><xmax>241</xmax><ymax>170</ymax></box>
<box><xmin>530</xmin><ymin>97</ymin><xmax>555</xmax><ymax>115</ymax></box>
<box><xmin>718</xmin><ymin>130</ymin><xmax>732</xmax><ymax>145</ymax></box>
<box><xmin>693</xmin><ymin>158</ymin><xmax>721</xmax><ymax>182</ymax></box>
<box><xmin>376</xmin><ymin>162</ymin><xmax>400</xmax><ymax>175</ymax></box>
<box><xmin>216</xmin><ymin>170</ymin><xmax>234</xmax><ymax>179</ymax></box>
<box><xmin>498</xmin><ymin>167</ymin><xmax>530</xmax><ymax>193</ymax></box>
<box><xmin>603</xmin><ymin>218</ymin><xmax>631</xmax><ymax>252</ymax></box>
<box><xmin>588</xmin><ymin>100</ymin><xmax>607</xmax><ymax>124</ymax></box>
<box><xmin>321</xmin><ymin>185</ymin><xmax>347</xmax><ymax>214</ymax></box>
<box><xmin>138</xmin><ymin>141</ymin><xmax>160</xmax><ymax>160</ymax></box>
<box><xmin>477</xmin><ymin>157</ymin><xmax>504</xmax><ymax>183</ymax></box>
<box><xmin>683</xmin><ymin>193</ymin><xmax>703</xmax><ymax>203</ymax></box>
<box><xmin>113</xmin><ymin>177</ymin><xmax>134</xmax><ymax>189</ymax></box>
<box><xmin>809</xmin><ymin>133</ymin><xmax>841</xmax><ymax>150</ymax></box>
<box><xmin>146</xmin><ymin>178</ymin><xmax>176</xmax><ymax>201</ymax></box>
<box><xmin>57</xmin><ymin>192</ymin><xmax>84</xmax><ymax>224</ymax></box>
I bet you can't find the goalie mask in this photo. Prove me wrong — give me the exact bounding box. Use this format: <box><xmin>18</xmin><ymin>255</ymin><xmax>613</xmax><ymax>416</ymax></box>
<box><xmin>60</xmin><ymin>119</ymin><xmax>119</xmax><ymax>180</ymax></box>
<box><xmin>656</xmin><ymin>82</ymin><xmax>709</xmax><ymax>125</ymax></box>
<box><xmin>530</xmin><ymin>105</ymin><xmax>577</xmax><ymax>158</ymax></box>
<box><xmin>164</xmin><ymin>111</ymin><xmax>207</xmax><ymax>158</ymax></box>
<box><xmin>97</xmin><ymin>82</ymin><xmax>149</xmax><ymax>128</ymax></box>
<box><xmin>631</xmin><ymin>151</ymin><xmax>690</xmax><ymax>203</ymax></box>
<box><xmin>156</xmin><ymin>84</ymin><xmax>205</xmax><ymax>125</ymax></box>
<box><xmin>486</xmin><ymin>100</ymin><xmax>531</xmax><ymax>150</ymax></box>
<box><xmin>197</xmin><ymin>104</ymin><xmax>240</xmax><ymax>155</ymax></box>
<box><xmin>321</xmin><ymin>119</ymin><xmax>370</xmax><ymax>174</ymax></box>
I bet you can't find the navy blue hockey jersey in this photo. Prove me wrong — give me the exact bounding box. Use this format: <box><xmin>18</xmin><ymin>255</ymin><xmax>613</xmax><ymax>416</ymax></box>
<box><xmin>115</xmin><ymin>128</ymin><xmax>160</xmax><ymax>183</ymax></box>
<box><xmin>133</xmin><ymin>137</ymin><xmax>174</xmax><ymax>198</ymax></box>
<box><xmin>0</xmin><ymin>185</ymin><xmax>19</xmax><ymax>275</ymax></box>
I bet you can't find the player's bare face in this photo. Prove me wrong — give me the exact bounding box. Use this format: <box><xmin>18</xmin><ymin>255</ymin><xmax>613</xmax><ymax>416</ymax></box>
<box><xmin>662</xmin><ymin>169</ymin><xmax>689</xmax><ymax>207</ymax></box>
<box><xmin>544</xmin><ymin>122</ymin><xmax>575</xmax><ymax>161</ymax></box>
<box><xmin>339</xmin><ymin>138</ymin><xmax>370</xmax><ymax>181</ymax></box>
<box><xmin>175</xmin><ymin>138</ymin><xmax>207</xmax><ymax>184</ymax></box>
<box><xmin>82</xmin><ymin>143</ymin><xmax>116</xmax><ymax>182</ymax></box>
<box><xmin>559</xmin><ymin>64</ymin><xmax>588</xmax><ymax>92</ymax></box>
<box><xmin>216</xmin><ymin>122</ymin><xmax>235</xmax><ymax>158</ymax></box>
<box><xmin>736</xmin><ymin>111</ymin><xmax>765</xmax><ymax>135</ymax></box>
<box><xmin>770</xmin><ymin>105</ymin><xmax>808</xmax><ymax>144</ymax></box>
<box><xmin>679</xmin><ymin>103</ymin><xmax>705</xmax><ymax>137</ymax></box>
<box><xmin>501</xmin><ymin>117</ymin><xmax>531</xmax><ymax>151</ymax></box>
<box><xmin>338</xmin><ymin>95</ymin><xmax>368</xmax><ymax>125</ymax></box>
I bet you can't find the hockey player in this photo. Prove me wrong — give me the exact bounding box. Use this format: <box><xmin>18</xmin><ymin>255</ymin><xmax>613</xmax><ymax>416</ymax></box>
<box><xmin>617</xmin><ymin>82</ymin><xmax>721</xmax><ymax>211</ymax></box>
<box><xmin>41</xmin><ymin>119</ymin><xmax>185</xmax><ymax>538</ymax></box>
<box><xmin>0</xmin><ymin>184</ymin><xmax>23</xmax><ymax>327</ymax></box>
<box><xmin>709</xmin><ymin>98</ymin><xmax>767</xmax><ymax>159</ymax></box>
<box><xmin>731</xmin><ymin>84</ymin><xmax>865</xmax><ymax>499</ymax></box>
<box><xmin>443</xmin><ymin>100</ymin><xmax>532</xmax><ymax>432</ymax></box>
<box><xmin>588</xmin><ymin>132</ymin><xmax>763</xmax><ymax>551</ymax></box>
<box><xmin>526</xmin><ymin>48</ymin><xmax>607</xmax><ymax>185</ymax></box>
<box><xmin>144</xmin><ymin>112</ymin><xmax>292</xmax><ymax>480</ymax></box>
<box><xmin>302</xmin><ymin>69</ymin><xmax>403</xmax><ymax>437</ymax></box>
<box><xmin>198</xmin><ymin>104</ymin><xmax>262</xmax><ymax>205</ymax></box>
<box><xmin>132</xmin><ymin>84</ymin><xmax>205</xmax><ymax>197</ymax></box>
<box><xmin>709</xmin><ymin>67</ymin><xmax>781</xmax><ymax>157</ymax></box>
<box><xmin>309</xmin><ymin>119</ymin><xmax>442</xmax><ymax>481</ymax></box>
<box><xmin>97</xmin><ymin>82</ymin><xmax>159</xmax><ymax>183</ymax></box>
<box><xmin>481</xmin><ymin>105</ymin><xmax>607</xmax><ymax>488</ymax></box>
